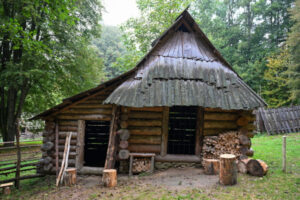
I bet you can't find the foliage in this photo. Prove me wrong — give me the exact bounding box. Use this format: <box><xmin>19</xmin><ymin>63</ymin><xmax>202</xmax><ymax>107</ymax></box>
<box><xmin>114</xmin><ymin>0</ymin><xmax>296</xmax><ymax>107</ymax></box>
<box><xmin>287</xmin><ymin>0</ymin><xmax>300</xmax><ymax>104</ymax></box>
<box><xmin>93</xmin><ymin>25</ymin><xmax>126</xmax><ymax>78</ymax></box>
<box><xmin>0</xmin><ymin>0</ymin><xmax>104</xmax><ymax>141</ymax></box>
<box><xmin>263</xmin><ymin>48</ymin><xmax>292</xmax><ymax>107</ymax></box>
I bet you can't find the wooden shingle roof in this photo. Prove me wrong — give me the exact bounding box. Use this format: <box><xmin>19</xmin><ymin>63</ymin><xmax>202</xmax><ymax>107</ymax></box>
<box><xmin>104</xmin><ymin>11</ymin><xmax>266</xmax><ymax>109</ymax></box>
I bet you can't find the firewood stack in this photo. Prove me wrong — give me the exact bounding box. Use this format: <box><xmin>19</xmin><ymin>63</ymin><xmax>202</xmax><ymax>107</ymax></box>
<box><xmin>132</xmin><ymin>158</ymin><xmax>151</xmax><ymax>173</ymax></box>
<box><xmin>201</xmin><ymin>131</ymin><xmax>253</xmax><ymax>164</ymax></box>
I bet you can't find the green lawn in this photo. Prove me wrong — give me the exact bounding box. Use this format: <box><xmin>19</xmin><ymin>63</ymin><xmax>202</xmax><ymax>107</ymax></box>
<box><xmin>1</xmin><ymin>133</ymin><xmax>299</xmax><ymax>200</ymax></box>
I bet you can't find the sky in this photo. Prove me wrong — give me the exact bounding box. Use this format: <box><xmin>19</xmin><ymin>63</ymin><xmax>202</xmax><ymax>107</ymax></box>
<box><xmin>102</xmin><ymin>0</ymin><xmax>140</xmax><ymax>26</ymax></box>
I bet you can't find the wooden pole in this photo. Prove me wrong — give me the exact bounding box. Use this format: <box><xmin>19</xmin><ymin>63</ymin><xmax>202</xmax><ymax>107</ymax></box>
<box><xmin>282</xmin><ymin>136</ymin><xmax>286</xmax><ymax>173</ymax></box>
<box><xmin>55</xmin><ymin>121</ymin><xmax>59</xmax><ymax>177</ymax></box>
<box><xmin>15</xmin><ymin>119</ymin><xmax>21</xmax><ymax>189</ymax></box>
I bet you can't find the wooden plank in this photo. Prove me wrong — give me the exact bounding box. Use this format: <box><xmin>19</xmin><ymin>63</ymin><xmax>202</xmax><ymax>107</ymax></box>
<box><xmin>161</xmin><ymin>107</ymin><xmax>169</xmax><ymax>156</ymax></box>
<box><xmin>104</xmin><ymin>105</ymin><xmax>119</xmax><ymax>169</ymax></box>
<box><xmin>76</xmin><ymin>120</ymin><xmax>85</xmax><ymax>170</ymax></box>
<box><xmin>55</xmin><ymin>121</ymin><xmax>59</xmax><ymax>177</ymax></box>
<box><xmin>128</xmin><ymin>144</ymin><xmax>161</xmax><ymax>153</ymax></box>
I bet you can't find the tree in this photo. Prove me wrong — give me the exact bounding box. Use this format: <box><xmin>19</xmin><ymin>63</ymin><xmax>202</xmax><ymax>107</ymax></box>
<box><xmin>287</xmin><ymin>0</ymin><xmax>300</xmax><ymax>104</ymax></box>
<box><xmin>0</xmin><ymin>0</ymin><xmax>103</xmax><ymax>143</ymax></box>
<box><xmin>263</xmin><ymin>48</ymin><xmax>292</xmax><ymax>107</ymax></box>
<box><xmin>93</xmin><ymin>25</ymin><xmax>126</xmax><ymax>78</ymax></box>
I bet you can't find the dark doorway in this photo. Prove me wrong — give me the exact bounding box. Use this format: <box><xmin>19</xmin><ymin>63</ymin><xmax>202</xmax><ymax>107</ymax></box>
<box><xmin>84</xmin><ymin>120</ymin><xmax>110</xmax><ymax>167</ymax></box>
<box><xmin>167</xmin><ymin>106</ymin><xmax>197</xmax><ymax>155</ymax></box>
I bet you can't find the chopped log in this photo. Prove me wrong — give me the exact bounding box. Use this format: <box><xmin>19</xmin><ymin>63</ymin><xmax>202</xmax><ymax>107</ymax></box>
<box><xmin>118</xmin><ymin>149</ymin><xmax>130</xmax><ymax>160</ymax></box>
<box><xmin>118</xmin><ymin>129</ymin><xmax>130</xmax><ymax>141</ymax></box>
<box><xmin>236</xmin><ymin>116</ymin><xmax>249</xmax><ymax>126</ymax></box>
<box><xmin>0</xmin><ymin>182</ymin><xmax>13</xmax><ymax>195</ymax></box>
<box><xmin>41</xmin><ymin>142</ymin><xmax>54</xmax><ymax>151</ymax></box>
<box><xmin>64</xmin><ymin>168</ymin><xmax>76</xmax><ymax>186</ymax></box>
<box><xmin>120</xmin><ymin>121</ymin><xmax>128</xmax><ymax>129</ymax></box>
<box><xmin>237</xmin><ymin>158</ymin><xmax>251</xmax><ymax>174</ymax></box>
<box><xmin>102</xmin><ymin>169</ymin><xmax>117</xmax><ymax>187</ymax></box>
<box><xmin>119</xmin><ymin>140</ymin><xmax>128</xmax><ymax>149</ymax></box>
<box><xmin>239</xmin><ymin>134</ymin><xmax>251</xmax><ymax>147</ymax></box>
<box><xmin>219</xmin><ymin>154</ymin><xmax>237</xmax><ymax>185</ymax></box>
<box><xmin>203</xmin><ymin>159</ymin><xmax>219</xmax><ymax>175</ymax></box>
<box><xmin>247</xmin><ymin>159</ymin><xmax>268</xmax><ymax>177</ymax></box>
<box><xmin>246</xmin><ymin>148</ymin><xmax>254</xmax><ymax>157</ymax></box>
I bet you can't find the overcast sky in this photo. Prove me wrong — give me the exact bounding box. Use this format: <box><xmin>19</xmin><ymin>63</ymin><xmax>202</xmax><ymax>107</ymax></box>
<box><xmin>102</xmin><ymin>0</ymin><xmax>140</xmax><ymax>26</ymax></box>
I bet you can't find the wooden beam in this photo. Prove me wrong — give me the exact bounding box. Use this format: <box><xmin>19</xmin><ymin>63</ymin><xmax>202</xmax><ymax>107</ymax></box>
<box><xmin>161</xmin><ymin>107</ymin><xmax>169</xmax><ymax>156</ymax></box>
<box><xmin>104</xmin><ymin>105</ymin><xmax>120</xmax><ymax>169</ymax></box>
<box><xmin>195</xmin><ymin>107</ymin><xmax>204</xmax><ymax>156</ymax></box>
<box><xmin>76</xmin><ymin>120</ymin><xmax>85</xmax><ymax>170</ymax></box>
<box><xmin>55</xmin><ymin>121</ymin><xmax>59</xmax><ymax>177</ymax></box>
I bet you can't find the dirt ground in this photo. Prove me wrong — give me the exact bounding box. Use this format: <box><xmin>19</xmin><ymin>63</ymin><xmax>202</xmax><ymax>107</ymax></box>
<box><xmin>30</xmin><ymin>167</ymin><xmax>219</xmax><ymax>200</ymax></box>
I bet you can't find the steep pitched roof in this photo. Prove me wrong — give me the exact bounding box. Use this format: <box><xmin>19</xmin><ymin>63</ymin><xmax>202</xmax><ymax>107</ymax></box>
<box><xmin>33</xmin><ymin>10</ymin><xmax>266</xmax><ymax>120</ymax></box>
<box><xmin>104</xmin><ymin>10</ymin><xmax>266</xmax><ymax>109</ymax></box>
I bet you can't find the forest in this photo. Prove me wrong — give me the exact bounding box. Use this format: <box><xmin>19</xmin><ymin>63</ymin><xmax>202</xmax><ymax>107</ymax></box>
<box><xmin>0</xmin><ymin>0</ymin><xmax>300</xmax><ymax>142</ymax></box>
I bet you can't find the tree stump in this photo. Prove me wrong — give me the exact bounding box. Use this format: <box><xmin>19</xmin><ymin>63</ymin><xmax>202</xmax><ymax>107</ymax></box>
<box><xmin>102</xmin><ymin>169</ymin><xmax>117</xmax><ymax>187</ymax></box>
<box><xmin>0</xmin><ymin>182</ymin><xmax>13</xmax><ymax>195</ymax></box>
<box><xmin>203</xmin><ymin>159</ymin><xmax>219</xmax><ymax>175</ymax></box>
<box><xmin>219</xmin><ymin>154</ymin><xmax>237</xmax><ymax>185</ymax></box>
<box><xmin>246</xmin><ymin>159</ymin><xmax>268</xmax><ymax>177</ymax></box>
<box><xmin>64</xmin><ymin>168</ymin><xmax>77</xmax><ymax>186</ymax></box>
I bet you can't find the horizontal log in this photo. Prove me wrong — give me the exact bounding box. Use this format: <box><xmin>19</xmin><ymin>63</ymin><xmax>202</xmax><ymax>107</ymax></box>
<box><xmin>128</xmin><ymin>144</ymin><xmax>160</xmax><ymax>153</ymax></box>
<box><xmin>204</xmin><ymin>108</ymin><xmax>239</xmax><ymax>113</ymax></box>
<box><xmin>203</xmin><ymin>129</ymin><xmax>233</xmax><ymax>136</ymax></box>
<box><xmin>129</xmin><ymin>112</ymin><xmax>162</xmax><ymax>119</ymax></box>
<box><xmin>52</xmin><ymin>159</ymin><xmax>76</xmax><ymax>166</ymax></box>
<box><xmin>0</xmin><ymin>174</ymin><xmax>45</xmax><ymax>184</ymax></box>
<box><xmin>58</xmin><ymin>139</ymin><xmax>77</xmax><ymax>145</ymax></box>
<box><xmin>204</xmin><ymin>121</ymin><xmax>237</xmax><ymax>129</ymax></box>
<box><xmin>63</xmin><ymin>108</ymin><xmax>112</xmax><ymax>115</ymax></box>
<box><xmin>120</xmin><ymin>121</ymin><xmax>128</xmax><ymax>129</ymax></box>
<box><xmin>129</xmin><ymin>127</ymin><xmax>162</xmax><ymax>136</ymax></box>
<box><xmin>57</xmin><ymin>114</ymin><xmax>111</xmax><ymax>121</ymax></box>
<box><xmin>59</xmin><ymin>126</ymin><xmax>77</xmax><ymax>132</ymax></box>
<box><xmin>155</xmin><ymin>155</ymin><xmax>201</xmax><ymax>163</ymax></box>
<box><xmin>128</xmin><ymin>135</ymin><xmax>161</xmax><ymax>145</ymax></box>
<box><xmin>79</xmin><ymin>167</ymin><xmax>103</xmax><ymax>175</ymax></box>
<box><xmin>128</xmin><ymin>120</ymin><xmax>162</xmax><ymax>127</ymax></box>
<box><xmin>59</xmin><ymin>132</ymin><xmax>78</xmax><ymax>138</ymax></box>
<box><xmin>58</xmin><ymin>145</ymin><xmax>76</xmax><ymax>151</ymax></box>
<box><xmin>236</xmin><ymin>116</ymin><xmax>249</xmax><ymax>126</ymax></box>
<box><xmin>73</xmin><ymin>103</ymin><xmax>112</xmax><ymax>109</ymax></box>
<box><xmin>246</xmin><ymin>123</ymin><xmax>256</xmax><ymax>131</ymax></box>
<box><xmin>204</xmin><ymin>113</ymin><xmax>238</xmax><ymax>121</ymax></box>
<box><xmin>58</xmin><ymin>120</ymin><xmax>78</xmax><ymax>126</ymax></box>
<box><xmin>129</xmin><ymin>107</ymin><xmax>163</xmax><ymax>112</ymax></box>
<box><xmin>83</xmin><ymin>99</ymin><xmax>106</xmax><ymax>104</ymax></box>
<box><xmin>120</xmin><ymin>114</ymin><xmax>129</xmax><ymax>121</ymax></box>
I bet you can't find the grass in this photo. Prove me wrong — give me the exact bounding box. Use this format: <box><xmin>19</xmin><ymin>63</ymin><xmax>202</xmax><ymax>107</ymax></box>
<box><xmin>1</xmin><ymin>133</ymin><xmax>299</xmax><ymax>200</ymax></box>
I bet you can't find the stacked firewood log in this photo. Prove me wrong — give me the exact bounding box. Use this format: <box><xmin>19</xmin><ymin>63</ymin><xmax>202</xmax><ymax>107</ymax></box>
<box><xmin>37</xmin><ymin>121</ymin><xmax>55</xmax><ymax>173</ymax></box>
<box><xmin>132</xmin><ymin>158</ymin><xmax>151</xmax><ymax>173</ymax></box>
<box><xmin>202</xmin><ymin>131</ymin><xmax>253</xmax><ymax>162</ymax></box>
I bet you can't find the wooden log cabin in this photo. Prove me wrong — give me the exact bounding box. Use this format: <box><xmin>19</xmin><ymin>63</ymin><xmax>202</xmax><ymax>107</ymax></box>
<box><xmin>32</xmin><ymin>10</ymin><xmax>266</xmax><ymax>175</ymax></box>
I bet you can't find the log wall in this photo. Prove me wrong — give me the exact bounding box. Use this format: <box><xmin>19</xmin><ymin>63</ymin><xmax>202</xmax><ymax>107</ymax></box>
<box><xmin>40</xmin><ymin>99</ymin><xmax>256</xmax><ymax>174</ymax></box>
